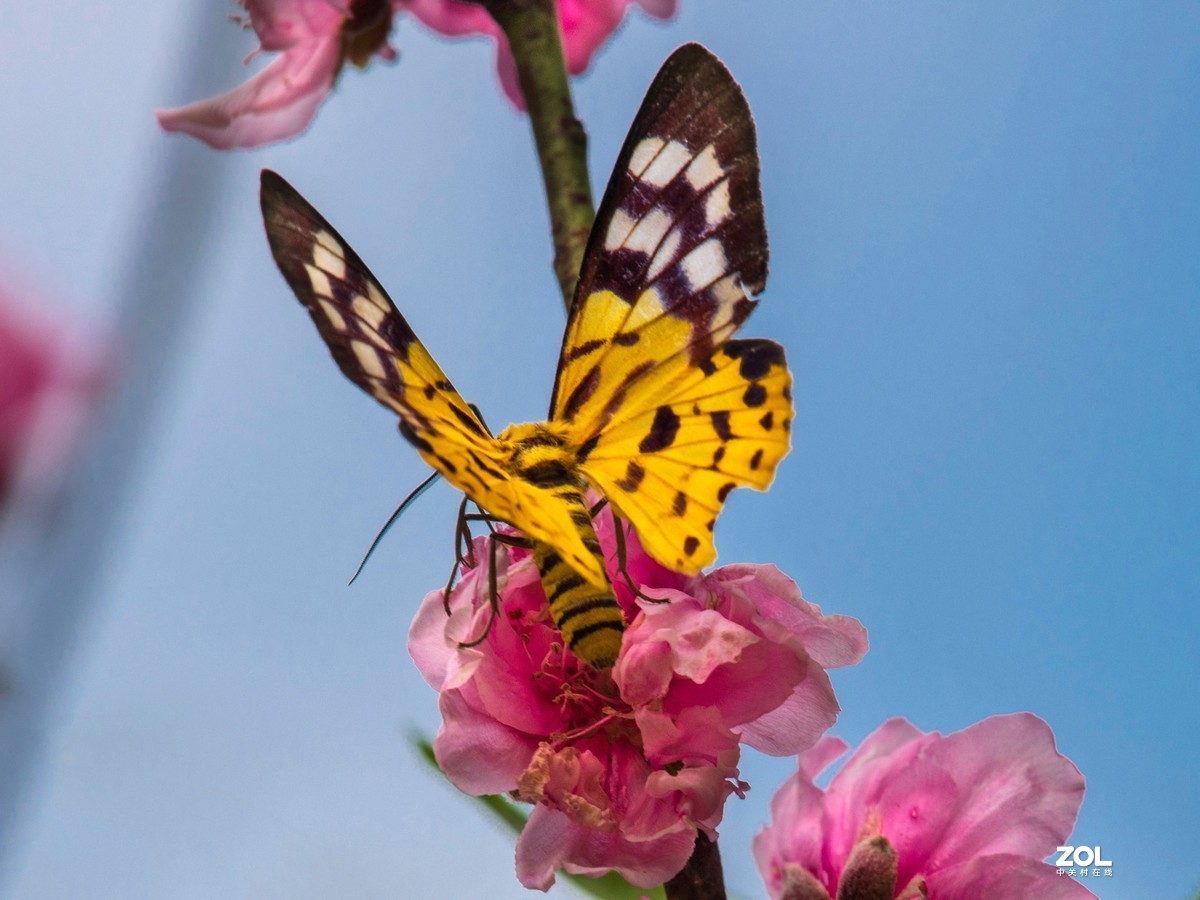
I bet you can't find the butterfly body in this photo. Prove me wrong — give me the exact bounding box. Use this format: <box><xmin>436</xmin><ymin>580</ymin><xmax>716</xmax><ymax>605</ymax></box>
<box><xmin>494</xmin><ymin>422</ymin><xmax>624</xmax><ymax>665</ymax></box>
<box><xmin>261</xmin><ymin>44</ymin><xmax>792</xmax><ymax>669</ymax></box>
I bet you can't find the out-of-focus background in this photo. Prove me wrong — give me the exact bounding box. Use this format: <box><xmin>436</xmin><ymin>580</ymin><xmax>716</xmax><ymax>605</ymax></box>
<box><xmin>1</xmin><ymin>3</ymin><xmax>1196</xmax><ymax>897</ymax></box>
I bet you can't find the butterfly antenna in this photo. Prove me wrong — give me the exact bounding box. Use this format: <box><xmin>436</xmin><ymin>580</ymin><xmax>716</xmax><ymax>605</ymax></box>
<box><xmin>349</xmin><ymin>470</ymin><xmax>441</xmax><ymax>585</ymax></box>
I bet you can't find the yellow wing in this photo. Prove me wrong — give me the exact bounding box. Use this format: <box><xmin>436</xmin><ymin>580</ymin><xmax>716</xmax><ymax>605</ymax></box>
<box><xmin>261</xmin><ymin>171</ymin><xmax>607</xmax><ymax>585</ymax></box>
<box><xmin>549</xmin><ymin>44</ymin><xmax>792</xmax><ymax>574</ymax></box>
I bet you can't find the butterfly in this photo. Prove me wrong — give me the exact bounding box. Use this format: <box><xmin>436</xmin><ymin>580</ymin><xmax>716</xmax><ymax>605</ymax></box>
<box><xmin>260</xmin><ymin>43</ymin><xmax>792</xmax><ymax>668</ymax></box>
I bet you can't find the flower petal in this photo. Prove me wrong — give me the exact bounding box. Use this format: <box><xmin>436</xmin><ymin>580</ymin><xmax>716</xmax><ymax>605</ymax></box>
<box><xmin>516</xmin><ymin>805</ymin><xmax>696</xmax><ymax>891</ymax></box>
<box><xmin>156</xmin><ymin>36</ymin><xmax>341</xmax><ymax>149</ymax></box>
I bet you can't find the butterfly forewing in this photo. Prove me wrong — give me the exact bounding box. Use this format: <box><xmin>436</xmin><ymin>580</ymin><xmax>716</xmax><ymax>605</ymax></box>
<box><xmin>261</xmin><ymin>172</ymin><xmax>488</xmax><ymax>452</ymax></box>
<box><xmin>551</xmin><ymin>44</ymin><xmax>790</xmax><ymax>574</ymax></box>
<box><xmin>260</xmin><ymin>171</ymin><xmax>611</xmax><ymax>591</ymax></box>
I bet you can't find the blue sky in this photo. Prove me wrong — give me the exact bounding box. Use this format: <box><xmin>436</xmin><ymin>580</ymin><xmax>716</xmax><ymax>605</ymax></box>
<box><xmin>1</xmin><ymin>3</ymin><xmax>1197</xmax><ymax>898</ymax></box>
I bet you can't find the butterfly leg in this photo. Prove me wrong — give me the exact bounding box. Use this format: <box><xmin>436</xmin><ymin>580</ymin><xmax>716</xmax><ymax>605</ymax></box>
<box><xmin>443</xmin><ymin>495</ymin><xmax>478</xmax><ymax>614</ymax></box>
<box><xmin>610</xmin><ymin>512</ymin><xmax>669</xmax><ymax>604</ymax></box>
<box><xmin>583</xmin><ymin>498</ymin><xmax>664</xmax><ymax>604</ymax></box>
<box><xmin>456</xmin><ymin>529</ymin><xmax>530</xmax><ymax>650</ymax></box>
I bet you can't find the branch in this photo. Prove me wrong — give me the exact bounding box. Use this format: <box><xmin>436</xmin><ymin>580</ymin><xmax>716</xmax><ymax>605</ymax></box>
<box><xmin>664</xmin><ymin>833</ymin><xmax>726</xmax><ymax>900</ymax></box>
<box><xmin>477</xmin><ymin>0</ymin><xmax>595</xmax><ymax>310</ymax></box>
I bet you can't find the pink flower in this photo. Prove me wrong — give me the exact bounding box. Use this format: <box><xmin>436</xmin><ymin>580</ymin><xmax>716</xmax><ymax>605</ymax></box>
<box><xmin>157</xmin><ymin>0</ymin><xmax>676</xmax><ymax>147</ymax></box>
<box><xmin>0</xmin><ymin>279</ymin><xmax>106</xmax><ymax>516</ymax></box>
<box><xmin>753</xmin><ymin>714</ymin><xmax>1094</xmax><ymax>900</ymax></box>
<box><xmin>156</xmin><ymin>0</ymin><xmax>397</xmax><ymax>149</ymax></box>
<box><xmin>403</xmin><ymin>0</ymin><xmax>678</xmax><ymax>108</ymax></box>
<box><xmin>408</xmin><ymin>507</ymin><xmax>867</xmax><ymax>890</ymax></box>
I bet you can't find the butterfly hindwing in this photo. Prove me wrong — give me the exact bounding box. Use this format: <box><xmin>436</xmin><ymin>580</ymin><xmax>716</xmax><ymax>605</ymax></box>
<box><xmin>551</xmin><ymin>44</ymin><xmax>790</xmax><ymax>574</ymax></box>
<box><xmin>581</xmin><ymin>338</ymin><xmax>791</xmax><ymax>571</ymax></box>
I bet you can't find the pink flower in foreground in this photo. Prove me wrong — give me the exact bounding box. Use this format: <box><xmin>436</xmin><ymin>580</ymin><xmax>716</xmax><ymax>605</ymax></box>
<box><xmin>156</xmin><ymin>0</ymin><xmax>396</xmax><ymax>149</ymax></box>
<box><xmin>409</xmin><ymin>507</ymin><xmax>867</xmax><ymax>890</ymax></box>
<box><xmin>403</xmin><ymin>0</ymin><xmax>677</xmax><ymax>108</ymax></box>
<box><xmin>0</xmin><ymin>280</ymin><xmax>106</xmax><ymax>516</ymax></box>
<box><xmin>754</xmin><ymin>714</ymin><xmax>1094</xmax><ymax>900</ymax></box>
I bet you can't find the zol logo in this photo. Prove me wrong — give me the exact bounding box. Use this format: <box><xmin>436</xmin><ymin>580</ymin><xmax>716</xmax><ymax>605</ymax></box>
<box><xmin>1054</xmin><ymin>846</ymin><xmax>1113</xmax><ymax>868</ymax></box>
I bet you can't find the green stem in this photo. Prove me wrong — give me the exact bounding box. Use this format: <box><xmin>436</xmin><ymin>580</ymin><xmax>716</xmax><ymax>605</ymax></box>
<box><xmin>476</xmin><ymin>0</ymin><xmax>595</xmax><ymax>311</ymax></box>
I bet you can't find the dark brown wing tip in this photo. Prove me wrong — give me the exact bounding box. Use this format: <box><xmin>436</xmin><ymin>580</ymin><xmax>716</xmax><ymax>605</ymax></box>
<box><xmin>660</xmin><ymin>42</ymin><xmax>730</xmax><ymax>82</ymax></box>
<box><xmin>260</xmin><ymin>169</ymin><xmax>318</xmax><ymax>225</ymax></box>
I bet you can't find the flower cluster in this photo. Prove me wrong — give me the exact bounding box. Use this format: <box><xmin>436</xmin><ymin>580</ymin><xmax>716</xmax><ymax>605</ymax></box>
<box><xmin>157</xmin><ymin>0</ymin><xmax>676</xmax><ymax>148</ymax></box>
<box><xmin>754</xmin><ymin>714</ymin><xmax>1094</xmax><ymax>900</ymax></box>
<box><xmin>408</xmin><ymin>507</ymin><xmax>868</xmax><ymax>889</ymax></box>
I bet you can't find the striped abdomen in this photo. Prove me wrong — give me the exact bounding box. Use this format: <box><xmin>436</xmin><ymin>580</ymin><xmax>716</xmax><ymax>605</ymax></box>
<box><xmin>533</xmin><ymin>534</ymin><xmax>624</xmax><ymax>668</ymax></box>
<box><xmin>507</xmin><ymin>427</ymin><xmax>625</xmax><ymax>667</ymax></box>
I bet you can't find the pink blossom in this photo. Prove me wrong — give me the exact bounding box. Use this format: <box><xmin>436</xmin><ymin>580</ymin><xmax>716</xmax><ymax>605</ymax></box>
<box><xmin>0</xmin><ymin>279</ymin><xmax>106</xmax><ymax>516</ymax></box>
<box><xmin>408</xmin><ymin>507</ymin><xmax>867</xmax><ymax>890</ymax></box>
<box><xmin>156</xmin><ymin>0</ymin><xmax>397</xmax><ymax>149</ymax></box>
<box><xmin>405</xmin><ymin>0</ymin><xmax>677</xmax><ymax>108</ymax></box>
<box><xmin>753</xmin><ymin>714</ymin><xmax>1094</xmax><ymax>900</ymax></box>
<box><xmin>157</xmin><ymin>0</ymin><xmax>676</xmax><ymax>146</ymax></box>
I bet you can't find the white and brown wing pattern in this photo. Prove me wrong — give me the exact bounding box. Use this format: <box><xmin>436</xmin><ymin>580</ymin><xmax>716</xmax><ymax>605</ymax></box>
<box><xmin>260</xmin><ymin>171</ymin><xmax>503</xmax><ymax>496</ymax></box>
<box><xmin>550</xmin><ymin>42</ymin><xmax>770</xmax><ymax>429</ymax></box>
<box><xmin>550</xmin><ymin>44</ymin><xmax>792</xmax><ymax>574</ymax></box>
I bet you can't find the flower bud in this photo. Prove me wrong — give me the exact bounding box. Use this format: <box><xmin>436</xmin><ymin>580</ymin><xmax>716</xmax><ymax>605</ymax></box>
<box><xmin>835</xmin><ymin>834</ymin><xmax>897</xmax><ymax>900</ymax></box>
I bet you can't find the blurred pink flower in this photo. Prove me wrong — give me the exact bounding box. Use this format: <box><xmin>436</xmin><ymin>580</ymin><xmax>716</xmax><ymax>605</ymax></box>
<box><xmin>753</xmin><ymin>714</ymin><xmax>1094</xmax><ymax>900</ymax></box>
<box><xmin>156</xmin><ymin>0</ymin><xmax>397</xmax><ymax>149</ymax></box>
<box><xmin>0</xmin><ymin>281</ymin><xmax>106</xmax><ymax>516</ymax></box>
<box><xmin>406</xmin><ymin>0</ymin><xmax>677</xmax><ymax>108</ymax></box>
<box><xmin>409</xmin><ymin>507</ymin><xmax>867</xmax><ymax>890</ymax></box>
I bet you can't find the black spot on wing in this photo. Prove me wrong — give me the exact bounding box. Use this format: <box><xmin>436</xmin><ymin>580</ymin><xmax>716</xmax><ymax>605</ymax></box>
<box><xmin>724</xmin><ymin>339</ymin><xmax>785</xmax><ymax>380</ymax></box>
<box><xmin>742</xmin><ymin>383</ymin><xmax>767</xmax><ymax>408</ymax></box>
<box><xmin>616</xmin><ymin>460</ymin><xmax>646</xmax><ymax>492</ymax></box>
<box><xmin>467</xmin><ymin>449</ymin><xmax>507</xmax><ymax>481</ymax></box>
<box><xmin>638</xmin><ymin>405</ymin><xmax>681</xmax><ymax>453</ymax></box>
<box><xmin>562</xmin><ymin>364</ymin><xmax>601</xmax><ymax>422</ymax></box>
<box><xmin>398</xmin><ymin>419</ymin><xmax>432</xmax><ymax>453</ymax></box>
<box><xmin>450</xmin><ymin>404</ymin><xmax>486</xmax><ymax>436</ymax></box>
<box><xmin>710</xmin><ymin>410</ymin><xmax>732</xmax><ymax>441</ymax></box>
<box><xmin>575</xmin><ymin>434</ymin><xmax>600</xmax><ymax>463</ymax></box>
<box><xmin>600</xmin><ymin>361</ymin><xmax>656</xmax><ymax>424</ymax></box>
<box><xmin>672</xmin><ymin>491</ymin><xmax>687</xmax><ymax>516</ymax></box>
<box><xmin>566</xmin><ymin>338</ymin><xmax>606</xmax><ymax>361</ymax></box>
